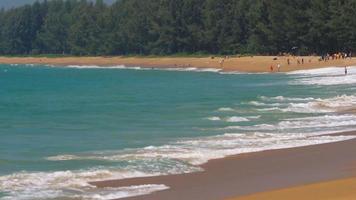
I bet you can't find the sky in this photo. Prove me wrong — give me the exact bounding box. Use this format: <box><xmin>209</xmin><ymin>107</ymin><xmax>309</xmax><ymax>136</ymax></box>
<box><xmin>0</xmin><ymin>0</ymin><xmax>115</xmax><ymax>9</ymax></box>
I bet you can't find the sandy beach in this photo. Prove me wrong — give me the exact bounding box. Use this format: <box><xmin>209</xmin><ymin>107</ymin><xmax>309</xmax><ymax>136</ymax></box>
<box><xmin>232</xmin><ymin>177</ymin><xmax>356</xmax><ymax>200</ymax></box>
<box><xmin>1</xmin><ymin>56</ymin><xmax>356</xmax><ymax>72</ymax></box>
<box><xmin>91</xmin><ymin>131</ymin><xmax>356</xmax><ymax>200</ymax></box>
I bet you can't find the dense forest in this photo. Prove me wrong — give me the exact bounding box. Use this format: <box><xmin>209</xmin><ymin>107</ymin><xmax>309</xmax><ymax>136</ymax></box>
<box><xmin>0</xmin><ymin>0</ymin><xmax>355</xmax><ymax>56</ymax></box>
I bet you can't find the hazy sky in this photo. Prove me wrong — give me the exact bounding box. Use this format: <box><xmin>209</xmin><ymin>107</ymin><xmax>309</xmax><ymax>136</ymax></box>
<box><xmin>0</xmin><ymin>0</ymin><xmax>115</xmax><ymax>9</ymax></box>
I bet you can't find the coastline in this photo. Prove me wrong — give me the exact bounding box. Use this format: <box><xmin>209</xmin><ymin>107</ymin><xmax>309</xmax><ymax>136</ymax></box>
<box><xmin>91</xmin><ymin>131</ymin><xmax>356</xmax><ymax>200</ymax></box>
<box><xmin>1</xmin><ymin>56</ymin><xmax>356</xmax><ymax>72</ymax></box>
<box><xmin>2</xmin><ymin>57</ymin><xmax>355</xmax><ymax>200</ymax></box>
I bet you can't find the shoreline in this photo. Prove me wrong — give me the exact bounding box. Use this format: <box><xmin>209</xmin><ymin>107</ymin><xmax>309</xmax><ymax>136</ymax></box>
<box><xmin>1</xmin><ymin>56</ymin><xmax>356</xmax><ymax>72</ymax></box>
<box><xmin>91</xmin><ymin>131</ymin><xmax>356</xmax><ymax>200</ymax></box>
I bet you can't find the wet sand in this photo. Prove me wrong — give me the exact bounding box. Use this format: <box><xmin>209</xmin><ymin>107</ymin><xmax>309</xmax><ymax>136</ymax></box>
<box><xmin>91</xmin><ymin>131</ymin><xmax>356</xmax><ymax>200</ymax></box>
<box><xmin>1</xmin><ymin>56</ymin><xmax>355</xmax><ymax>72</ymax></box>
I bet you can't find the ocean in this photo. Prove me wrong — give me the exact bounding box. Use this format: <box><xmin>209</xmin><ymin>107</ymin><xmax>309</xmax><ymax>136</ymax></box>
<box><xmin>0</xmin><ymin>64</ymin><xmax>356</xmax><ymax>199</ymax></box>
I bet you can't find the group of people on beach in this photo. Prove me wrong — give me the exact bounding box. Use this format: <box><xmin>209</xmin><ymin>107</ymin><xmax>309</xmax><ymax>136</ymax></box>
<box><xmin>285</xmin><ymin>57</ymin><xmax>312</xmax><ymax>66</ymax></box>
<box><xmin>321</xmin><ymin>52</ymin><xmax>352</xmax><ymax>61</ymax></box>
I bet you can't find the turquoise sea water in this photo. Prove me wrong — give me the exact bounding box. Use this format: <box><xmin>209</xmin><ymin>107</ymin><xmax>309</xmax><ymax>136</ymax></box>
<box><xmin>0</xmin><ymin>64</ymin><xmax>356</xmax><ymax>199</ymax></box>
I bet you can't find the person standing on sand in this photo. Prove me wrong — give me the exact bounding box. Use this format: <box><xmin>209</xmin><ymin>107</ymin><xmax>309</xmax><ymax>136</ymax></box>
<box><xmin>219</xmin><ymin>58</ymin><xmax>225</xmax><ymax>68</ymax></box>
<box><xmin>277</xmin><ymin>64</ymin><xmax>281</xmax><ymax>72</ymax></box>
<box><xmin>287</xmin><ymin>58</ymin><xmax>290</xmax><ymax>65</ymax></box>
<box><xmin>270</xmin><ymin>65</ymin><xmax>274</xmax><ymax>72</ymax></box>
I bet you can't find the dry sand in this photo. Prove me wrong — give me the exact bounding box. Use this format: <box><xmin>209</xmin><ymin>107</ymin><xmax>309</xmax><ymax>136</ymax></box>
<box><xmin>1</xmin><ymin>56</ymin><xmax>356</xmax><ymax>72</ymax></box>
<box><xmin>91</xmin><ymin>131</ymin><xmax>356</xmax><ymax>200</ymax></box>
<box><xmin>231</xmin><ymin>177</ymin><xmax>356</xmax><ymax>200</ymax></box>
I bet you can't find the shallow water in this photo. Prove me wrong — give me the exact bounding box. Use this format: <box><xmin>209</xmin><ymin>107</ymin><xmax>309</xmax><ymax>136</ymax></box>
<box><xmin>0</xmin><ymin>64</ymin><xmax>356</xmax><ymax>199</ymax></box>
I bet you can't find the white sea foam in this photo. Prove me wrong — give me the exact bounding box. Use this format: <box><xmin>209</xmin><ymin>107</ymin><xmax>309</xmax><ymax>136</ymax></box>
<box><xmin>248</xmin><ymin>101</ymin><xmax>282</xmax><ymax>107</ymax></box>
<box><xmin>226</xmin><ymin>116</ymin><xmax>250</xmax><ymax>122</ymax></box>
<box><xmin>44</xmin><ymin>133</ymin><xmax>356</xmax><ymax>167</ymax></box>
<box><xmin>167</xmin><ymin>67</ymin><xmax>221</xmax><ymax>72</ymax></box>
<box><xmin>0</xmin><ymin>168</ymin><xmax>169</xmax><ymax>200</ymax></box>
<box><xmin>292</xmin><ymin>74</ymin><xmax>356</xmax><ymax>86</ymax></box>
<box><xmin>288</xmin><ymin>66</ymin><xmax>356</xmax><ymax>85</ymax></box>
<box><xmin>284</xmin><ymin>95</ymin><xmax>356</xmax><ymax>113</ymax></box>
<box><xmin>65</xmin><ymin>65</ymin><xmax>136</xmax><ymax>70</ymax></box>
<box><xmin>287</xmin><ymin>66</ymin><xmax>356</xmax><ymax>76</ymax></box>
<box><xmin>57</xmin><ymin>65</ymin><xmax>223</xmax><ymax>73</ymax></box>
<box><xmin>207</xmin><ymin>116</ymin><xmax>221</xmax><ymax>121</ymax></box>
<box><xmin>217</xmin><ymin>107</ymin><xmax>235</xmax><ymax>112</ymax></box>
<box><xmin>223</xmin><ymin>114</ymin><xmax>356</xmax><ymax>132</ymax></box>
<box><xmin>219</xmin><ymin>71</ymin><xmax>269</xmax><ymax>75</ymax></box>
<box><xmin>257</xmin><ymin>107</ymin><xmax>282</xmax><ymax>112</ymax></box>
<box><xmin>247</xmin><ymin>115</ymin><xmax>261</xmax><ymax>119</ymax></box>
<box><xmin>260</xmin><ymin>96</ymin><xmax>315</xmax><ymax>102</ymax></box>
<box><xmin>256</xmin><ymin>95</ymin><xmax>356</xmax><ymax>113</ymax></box>
<box><xmin>46</xmin><ymin>154</ymin><xmax>81</xmax><ymax>161</ymax></box>
<box><xmin>207</xmin><ymin>116</ymin><xmax>260</xmax><ymax>122</ymax></box>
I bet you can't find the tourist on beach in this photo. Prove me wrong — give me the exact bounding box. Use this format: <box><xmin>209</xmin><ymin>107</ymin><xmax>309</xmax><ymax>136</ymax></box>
<box><xmin>219</xmin><ymin>58</ymin><xmax>225</xmax><ymax>68</ymax></box>
<box><xmin>287</xmin><ymin>58</ymin><xmax>290</xmax><ymax>65</ymax></box>
<box><xmin>345</xmin><ymin>66</ymin><xmax>348</xmax><ymax>75</ymax></box>
<box><xmin>302</xmin><ymin>58</ymin><xmax>304</xmax><ymax>64</ymax></box>
<box><xmin>270</xmin><ymin>65</ymin><xmax>274</xmax><ymax>72</ymax></box>
<box><xmin>277</xmin><ymin>64</ymin><xmax>281</xmax><ymax>72</ymax></box>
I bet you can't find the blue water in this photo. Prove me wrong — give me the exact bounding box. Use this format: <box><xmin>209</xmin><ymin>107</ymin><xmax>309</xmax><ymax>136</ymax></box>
<box><xmin>0</xmin><ymin>64</ymin><xmax>355</xmax><ymax>199</ymax></box>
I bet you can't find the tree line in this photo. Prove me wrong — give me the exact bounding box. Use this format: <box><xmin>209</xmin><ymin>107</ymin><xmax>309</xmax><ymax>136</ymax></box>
<box><xmin>0</xmin><ymin>0</ymin><xmax>355</xmax><ymax>56</ymax></box>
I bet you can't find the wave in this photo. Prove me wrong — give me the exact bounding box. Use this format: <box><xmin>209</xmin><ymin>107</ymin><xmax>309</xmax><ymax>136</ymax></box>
<box><xmin>58</xmin><ymin>65</ymin><xmax>223</xmax><ymax>73</ymax></box>
<box><xmin>223</xmin><ymin>114</ymin><xmax>356</xmax><ymax>132</ymax></box>
<box><xmin>255</xmin><ymin>95</ymin><xmax>356</xmax><ymax>113</ymax></box>
<box><xmin>247</xmin><ymin>101</ymin><xmax>282</xmax><ymax>107</ymax></box>
<box><xmin>217</xmin><ymin>107</ymin><xmax>235</xmax><ymax>112</ymax></box>
<box><xmin>287</xmin><ymin>66</ymin><xmax>356</xmax><ymax>76</ymax></box>
<box><xmin>288</xmin><ymin>66</ymin><xmax>356</xmax><ymax>85</ymax></box>
<box><xmin>0</xmin><ymin>168</ymin><xmax>169</xmax><ymax>200</ymax></box>
<box><xmin>45</xmin><ymin>133</ymin><xmax>355</xmax><ymax>165</ymax></box>
<box><xmin>65</xmin><ymin>65</ymin><xmax>140</xmax><ymax>70</ymax></box>
<box><xmin>207</xmin><ymin>116</ymin><xmax>221</xmax><ymax>121</ymax></box>
<box><xmin>6</xmin><ymin>125</ymin><xmax>353</xmax><ymax>199</ymax></box>
<box><xmin>226</xmin><ymin>116</ymin><xmax>249</xmax><ymax>122</ymax></box>
<box><xmin>284</xmin><ymin>95</ymin><xmax>356</xmax><ymax>113</ymax></box>
<box><xmin>207</xmin><ymin>116</ymin><xmax>260</xmax><ymax>122</ymax></box>
<box><xmin>259</xmin><ymin>96</ymin><xmax>315</xmax><ymax>102</ymax></box>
